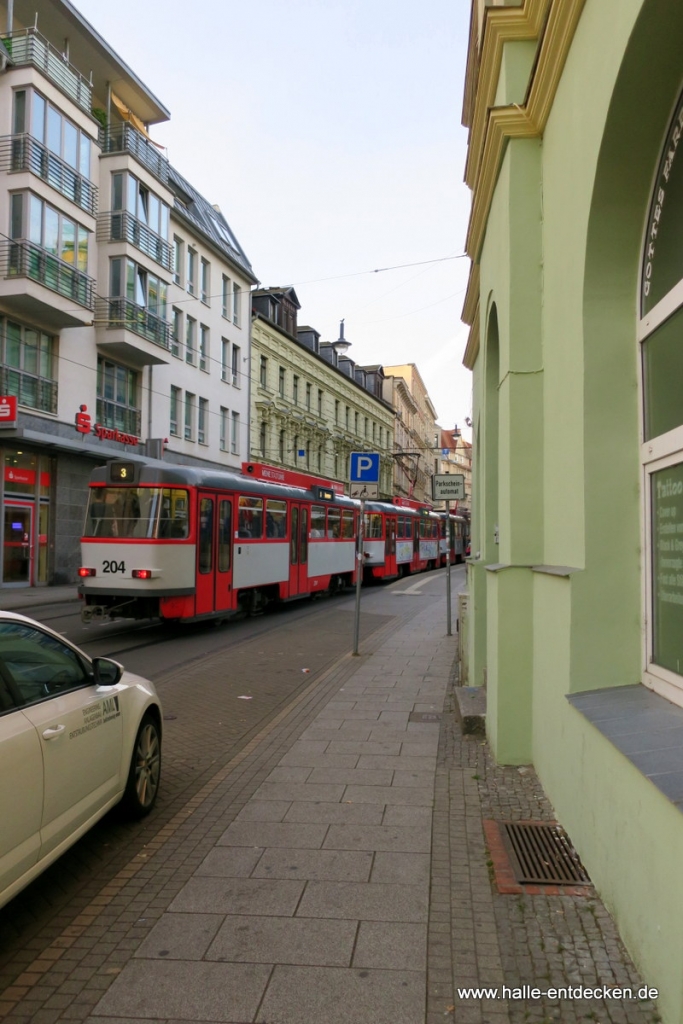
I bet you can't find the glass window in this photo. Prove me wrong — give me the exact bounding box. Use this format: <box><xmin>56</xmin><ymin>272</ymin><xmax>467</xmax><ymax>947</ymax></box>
<box><xmin>218</xmin><ymin>500</ymin><xmax>232</xmax><ymax>571</ymax></box>
<box><xmin>342</xmin><ymin>509</ymin><xmax>355</xmax><ymax>538</ymax></box>
<box><xmin>311</xmin><ymin>505</ymin><xmax>326</xmax><ymax>537</ymax></box>
<box><xmin>96</xmin><ymin>357</ymin><xmax>139</xmax><ymax>435</ymax></box>
<box><xmin>198</xmin><ymin>397</ymin><xmax>208</xmax><ymax>445</ymax></box>
<box><xmin>266</xmin><ymin>499</ymin><xmax>287</xmax><ymax>539</ymax></box>
<box><xmin>650</xmin><ymin>464</ymin><xmax>683</xmax><ymax>674</ymax></box>
<box><xmin>306</xmin><ymin>382</ymin><xmax>311</xmax><ymax>410</ymax></box>
<box><xmin>290</xmin><ymin>506</ymin><xmax>299</xmax><ymax>564</ymax></box>
<box><xmin>84</xmin><ymin>487</ymin><xmax>189</xmax><ymax>540</ymax></box>
<box><xmin>327</xmin><ymin>507</ymin><xmax>341</xmax><ymax>538</ymax></box>
<box><xmin>279</xmin><ymin>367</ymin><xmax>285</xmax><ymax>397</ymax></box>
<box><xmin>231</xmin><ymin>344</ymin><xmax>240</xmax><ymax>386</ymax></box>
<box><xmin>172</xmin><ymin>308</ymin><xmax>182</xmax><ymax>358</ymax></box>
<box><xmin>170</xmin><ymin>386</ymin><xmax>180</xmax><ymax>435</ymax></box>
<box><xmin>0</xmin><ymin>319</ymin><xmax>56</xmax><ymax>414</ymax></box>
<box><xmin>222</xmin><ymin>275</ymin><xmax>230</xmax><ymax>318</ymax></box>
<box><xmin>300</xmin><ymin>508</ymin><xmax>308</xmax><ymax>563</ymax></box>
<box><xmin>201</xmin><ymin>258</ymin><xmax>210</xmax><ymax>303</ymax></box>
<box><xmin>364</xmin><ymin>513</ymin><xmax>382</xmax><ymax>538</ymax></box>
<box><xmin>220</xmin><ymin>407</ymin><xmax>228</xmax><ymax>451</ymax></box>
<box><xmin>187</xmin><ymin>248</ymin><xmax>196</xmax><ymax>294</ymax></box>
<box><xmin>185</xmin><ymin>392</ymin><xmax>195</xmax><ymax>440</ymax></box>
<box><xmin>231</xmin><ymin>411</ymin><xmax>240</xmax><ymax>455</ymax></box>
<box><xmin>260</xmin><ymin>355</ymin><xmax>268</xmax><ymax>388</ymax></box>
<box><xmin>233</xmin><ymin>282</ymin><xmax>240</xmax><ymax>325</ymax></box>
<box><xmin>186</xmin><ymin>317</ymin><xmax>196</xmax><ymax>364</ymax></box>
<box><xmin>173</xmin><ymin>236</ymin><xmax>183</xmax><ymax>285</ymax></box>
<box><xmin>643</xmin><ymin>305</ymin><xmax>683</xmax><ymax>440</ymax></box>
<box><xmin>293</xmin><ymin>375</ymin><xmax>299</xmax><ymax>405</ymax></box>
<box><xmin>198</xmin><ymin>497</ymin><xmax>214</xmax><ymax>574</ymax></box>
<box><xmin>0</xmin><ymin>621</ymin><xmax>88</xmax><ymax>704</ymax></box>
<box><xmin>200</xmin><ymin>325</ymin><xmax>209</xmax><ymax>372</ymax></box>
<box><xmin>238</xmin><ymin>496</ymin><xmax>262</xmax><ymax>538</ymax></box>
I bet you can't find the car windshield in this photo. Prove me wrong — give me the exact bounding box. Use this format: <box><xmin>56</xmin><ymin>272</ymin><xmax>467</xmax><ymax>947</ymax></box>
<box><xmin>83</xmin><ymin>487</ymin><xmax>189</xmax><ymax>539</ymax></box>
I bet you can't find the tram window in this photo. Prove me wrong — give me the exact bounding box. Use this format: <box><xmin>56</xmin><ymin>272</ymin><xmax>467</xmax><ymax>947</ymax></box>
<box><xmin>311</xmin><ymin>505</ymin><xmax>325</xmax><ymax>537</ymax></box>
<box><xmin>341</xmin><ymin>509</ymin><xmax>355</xmax><ymax>539</ymax></box>
<box><xmin>290</xmin><ymin>506</ymin><xmax>299</xmax><ymax>564</ymax></box>
<box><xmin>198</xmin><ymin>498</ymin><xmax>214</xmax><ymax>574</ymax></box>
<box><xmin>218</xmin><ymin>500</ymin><xmax>231</xmax><ymax>571</ymax></box>
<box><xmin>397</xmin><ymin>517</ymin><xmax>404</xmax><ymax>539</ymax></box>
<box><xmin>300</xmin><ymin>508</ymin><xmax>308</xmax><ymax>562</ymax></box>
<box><xmin>363</xmin><ymin>513</ymin><xmax>382</xmax><ymax>538</ymax></box>
<box><xmin>83</xmin><ymin>487</ymin><xmax>189</xmax><ymax>539</ymax></box>
<box><xmin>266</xmin><ymin>499</ymin><xmax>287</xmax><ymax>539</ymax></box>
<box><xmin>327</xmin><ymin>507</ymin><xmax>341</xmax><ymax>539</ymax></box>
<box><xmin>238</xmin><ymin>495</ymin><xmax>263</xmax><ymax>538</ymax></box>
<box><xmin>419</xmin><ymin>519</ymin><xmax>426</xmax><ymax>538</ymax></box>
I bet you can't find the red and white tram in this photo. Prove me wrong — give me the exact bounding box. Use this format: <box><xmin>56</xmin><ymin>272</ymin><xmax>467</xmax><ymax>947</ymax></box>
<box><xmin>79</xmin><ymin>460</ymin><xmax>359</xmax><ymax>622</ymax></box>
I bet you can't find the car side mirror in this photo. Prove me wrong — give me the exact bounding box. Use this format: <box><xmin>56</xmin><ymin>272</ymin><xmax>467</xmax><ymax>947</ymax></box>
<box><xmin>92</xmin><ymin>657</ymin><xmax>123</xmax><ymax>687</ymax></box>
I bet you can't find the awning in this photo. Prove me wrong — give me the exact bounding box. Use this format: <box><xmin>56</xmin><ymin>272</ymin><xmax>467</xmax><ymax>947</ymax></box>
<box><xmin>111</xmin><ymin>92</ymin><xmax>165</xmax><ymax>149</ymax></box>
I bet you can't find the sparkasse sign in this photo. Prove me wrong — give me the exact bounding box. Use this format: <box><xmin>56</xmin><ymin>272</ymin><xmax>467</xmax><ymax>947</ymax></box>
<box><xmin>432</xmin><ymin>474</ymin><xmax>465</xmax><ymax>501</ymax></box>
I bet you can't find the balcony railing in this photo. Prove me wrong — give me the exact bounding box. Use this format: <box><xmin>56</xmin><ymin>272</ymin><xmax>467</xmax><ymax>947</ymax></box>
<box><xmin>96</xmin><ymin>296</ymin><xmax>171</xmax><ymax>351</ymax></box>
<box><xmin>0</xmin><ymin>238</ymin><xmax>94</xmax><ymax>309</ymax></box>
<box><xmin>0</xmin><ymin>365</ymin><xmax>58</xmax><ymax>415</ymax></box>
<box><xmin>95</xmin><ymin>401</ymin><xmax>142</xmax><ymax>437</ymax></box>
<box><xmin>0</xmin><ymin>135</ymin><xmax>97</xmax><ymax>216</ymax></box>
<box><xmin>3</xmin><ymin>29</ymin><xmax>92</xmax><ymax>112</ymax></box>
<box><xmin>99</xmin><ymin>124</ymin><xmax>169</xmax><ymax>185</ymax></box>
<box><xmin>98</xmin><ymin>211</ymin><xmax>172</xmax><ymax>271</ymax></box>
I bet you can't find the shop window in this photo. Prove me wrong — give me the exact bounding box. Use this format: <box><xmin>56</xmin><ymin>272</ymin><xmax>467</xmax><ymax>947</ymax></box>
<box><xmin>641</xmin><ymin>86</ymin><xmax>683</xmax><ymax>699</ymax></box>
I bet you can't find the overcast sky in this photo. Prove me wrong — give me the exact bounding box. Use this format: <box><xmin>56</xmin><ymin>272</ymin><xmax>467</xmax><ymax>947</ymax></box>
<box><xmin>74</xmin><ymin>0</ymin><xmax>472</xmax><ymax>432</ymax></box>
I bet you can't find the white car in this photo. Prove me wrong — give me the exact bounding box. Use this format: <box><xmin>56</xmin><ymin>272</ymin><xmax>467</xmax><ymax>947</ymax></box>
<box><xmin>0</xmin><ymin>611</ymin><xmax>162</xmax><ymax>910</ymax></box>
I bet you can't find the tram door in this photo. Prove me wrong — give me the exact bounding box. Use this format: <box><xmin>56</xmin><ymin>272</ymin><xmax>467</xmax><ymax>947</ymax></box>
<box><xmin>195</xmin><ymin>492</ymin><xmax>233</xmax><ymax>615</ymax></box>
<box><xmin>289</xmin><ymin>504</ymin><xmax>309</xmax><ymax>596</ymax></box>
<box><xmin>384</xmin><ymin>516</ymin><xmax>397</xmax><ymax>577</ymax></box>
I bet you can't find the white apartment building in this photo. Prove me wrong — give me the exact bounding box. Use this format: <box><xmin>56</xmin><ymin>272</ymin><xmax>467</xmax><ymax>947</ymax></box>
<box><xmin>0</xmin><ymin>0</ymin><xmax>256</xmax><ymax>586</ymax></box>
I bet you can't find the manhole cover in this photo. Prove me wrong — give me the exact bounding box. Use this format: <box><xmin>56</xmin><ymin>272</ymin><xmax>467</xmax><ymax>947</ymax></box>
<box><xmin>501</xmin><ymin>822</ymin><xmax>590</xmax><ymax>885</ymax></box>
<box><xmin>408</xmin><ymin>712</ymin><xmax>442</xmax><ymax>724</ymax></box>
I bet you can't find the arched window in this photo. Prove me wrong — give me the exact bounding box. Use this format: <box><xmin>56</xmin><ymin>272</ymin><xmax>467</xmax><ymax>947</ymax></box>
<box><xmin>640</xmin><ymin>88</ymin><xmax>683</xmax><ymax>698</ymax></box>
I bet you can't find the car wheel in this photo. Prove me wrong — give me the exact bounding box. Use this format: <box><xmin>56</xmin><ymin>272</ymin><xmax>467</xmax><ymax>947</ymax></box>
<box><xmin>123</xmin><ymin>713</ymin><xmax>161</xmax><ymax>817</ymax></box>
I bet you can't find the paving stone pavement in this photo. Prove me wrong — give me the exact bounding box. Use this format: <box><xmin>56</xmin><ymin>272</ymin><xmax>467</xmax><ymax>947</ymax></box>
<box><xmin>0</xmin><ymin>593</ymin><xmax>665</xmax><ymax>1024</ymax></box>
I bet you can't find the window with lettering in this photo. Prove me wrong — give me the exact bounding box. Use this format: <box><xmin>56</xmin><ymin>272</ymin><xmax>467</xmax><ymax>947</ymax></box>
<box><xmin>641</xmin><ymin>85</ymin><xmax>683</xmax><ymax>696</ymax></box>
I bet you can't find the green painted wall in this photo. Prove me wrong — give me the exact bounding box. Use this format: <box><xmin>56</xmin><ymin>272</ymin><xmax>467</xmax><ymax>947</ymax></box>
<box><xmin>470</xmin><ymin>0</ymin><xmax>683</xmax><ymax>1017</ymax></box>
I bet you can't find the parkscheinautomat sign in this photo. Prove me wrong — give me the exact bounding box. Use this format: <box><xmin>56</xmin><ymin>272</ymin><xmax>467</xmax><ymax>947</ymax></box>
<box><xmin>432</xmin><ymin>474</ymin><xmax>465</xmax><ymax>501</ymax></box>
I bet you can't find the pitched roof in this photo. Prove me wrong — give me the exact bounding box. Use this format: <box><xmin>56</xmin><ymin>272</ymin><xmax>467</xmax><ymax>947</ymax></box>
<box><xmin>168</xmin><ymin>166</ymin><xmax>257</xmax><ymax>282</ymax></box>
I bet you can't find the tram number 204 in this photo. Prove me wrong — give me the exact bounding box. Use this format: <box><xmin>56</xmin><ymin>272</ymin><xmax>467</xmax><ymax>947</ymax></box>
<box><xmin>102</xmin><ymin>560</ymin><xmax>126</xmax><ymax>574</ymax></box>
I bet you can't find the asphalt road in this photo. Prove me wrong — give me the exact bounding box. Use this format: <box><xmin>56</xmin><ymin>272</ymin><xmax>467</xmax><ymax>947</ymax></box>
<box><xmin>0</xmin><ymin>565</ymin><xmax>465</xmax><ymax>982</ymax></box>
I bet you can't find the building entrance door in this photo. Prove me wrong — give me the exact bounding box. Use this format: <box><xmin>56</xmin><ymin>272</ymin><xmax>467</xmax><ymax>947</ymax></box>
<box><xmin>4</xmin><ymin>504</ymin><xmax>33</xmax><ymax>584</ymax></box>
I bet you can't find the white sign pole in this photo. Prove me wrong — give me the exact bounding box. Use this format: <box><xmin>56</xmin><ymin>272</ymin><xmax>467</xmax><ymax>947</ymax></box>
<box><xmin>353</xmin><ymin>499</ymin><xmax>365</xmax><ymax>655</ymax></box>
<box><xmin>445</xmin><ymin>500</ymin><xmax>452</xmax><ymax>636</ymax></box>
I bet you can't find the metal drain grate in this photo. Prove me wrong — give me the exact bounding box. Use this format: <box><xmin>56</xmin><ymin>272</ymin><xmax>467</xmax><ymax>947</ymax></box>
<box><xmin>501</xmin><ymin>822</ymin><xmax>590</xmax><ymax>885</ymax></box>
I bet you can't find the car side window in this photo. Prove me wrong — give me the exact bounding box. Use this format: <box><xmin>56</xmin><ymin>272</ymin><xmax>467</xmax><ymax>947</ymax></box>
<box><xmin>0</xmin><ymin>622</ymin><xmax>90</xmax><ymax>706</ymax></box>
<box><xmin>0</xmin><ymin>671</ymin><xmax>17</xmax><ymax>715</ymax></box>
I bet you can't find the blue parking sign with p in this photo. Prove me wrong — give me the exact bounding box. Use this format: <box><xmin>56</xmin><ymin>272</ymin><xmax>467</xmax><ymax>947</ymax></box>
<box><xmin>349</xmin><ymin>452</ymin><xmax>380</xmax><ymax>483</ymax></box>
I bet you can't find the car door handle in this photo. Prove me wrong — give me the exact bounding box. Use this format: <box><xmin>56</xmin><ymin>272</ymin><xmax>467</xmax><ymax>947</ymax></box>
<box><xmin>42</xmin><ymin>724</ymin><xmax>66</xmax><ymax>740</ymax></box>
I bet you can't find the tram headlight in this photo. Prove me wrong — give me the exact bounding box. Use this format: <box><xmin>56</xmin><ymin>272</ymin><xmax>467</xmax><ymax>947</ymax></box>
<box><xmin>78</xmin><ymin>567</ymin><xmax>96</xmax><ymax>577</ymax></box>
<box><xmin>132</xmin><ymin>569</ymin><xmax>153</xmax><ymax>579</ymax></box>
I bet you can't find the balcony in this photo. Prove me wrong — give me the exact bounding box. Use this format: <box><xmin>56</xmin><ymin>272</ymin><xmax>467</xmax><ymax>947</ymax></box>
<box><xmin>99</xmin><ymin>124</ymin><xmax>169</xmax><ymax>186</ymax></box>
<box><xmin>95</xmin><ymin>297</ymin><xmax>171</xmax><ymax>365</ymax></box>
<box><xmin>0</xmin><ymin>135</ymin><xmax>97</xmax><ymax>216</ymax></box>
<box><xmin>4</xmin><ymin>30</ymin><xmax>92</xmax><ymax>112</ymax></box>
<box><xmin>98</xmin><ymin>211</ymin><xmax>172</xmax><ymax>271</ymax></box>
<box><xmin>0</xmin><ymin>238</ymin><xmax>94</xmax><ymax>327</ymax></box>
<box><xmin>0</xmin><ymin>365</ymin><xmax>57</xmax><ymax>415</ymax></box>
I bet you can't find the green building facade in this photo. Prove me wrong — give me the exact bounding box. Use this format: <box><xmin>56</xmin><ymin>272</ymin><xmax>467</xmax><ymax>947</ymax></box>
<box><xmin>462</xmin><ymin>1</ymin><xmax>683</xmax><ymax>1019</ymax></box>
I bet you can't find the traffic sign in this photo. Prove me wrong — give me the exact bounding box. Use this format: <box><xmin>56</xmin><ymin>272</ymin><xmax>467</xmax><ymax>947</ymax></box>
<box><xmin>349</xmin><ymin>452</ymin><xmax>380</xmax><ymax>498</ymax></box>
<box><xmin>432</xmin><ymin>474</ymin><xmax>465</xmax><ymax>501</ymax></box>
<box><xmin>349</xmin><ymin>452</ymin><xmax>380</xmax><ymax>482</ymax></box>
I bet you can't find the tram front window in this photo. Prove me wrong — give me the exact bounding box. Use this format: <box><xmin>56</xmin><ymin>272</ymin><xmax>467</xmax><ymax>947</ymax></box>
<box><xmin>83</xmin><ymin>488</ymin><xmax>189</xmax><ymax>539</ymax></box>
